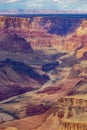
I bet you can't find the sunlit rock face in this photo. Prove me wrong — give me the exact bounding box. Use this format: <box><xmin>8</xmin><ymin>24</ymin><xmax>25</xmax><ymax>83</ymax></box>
<box><xmin>0</xmin><ymin>16</ymin><xmax>82</xmax><ymax>50</ymax></box>
<box><xmin>0</xmin><ymin>16</ymin><xmax>81</xmax><ymax>35</ymax></box>
<box><xmin>0</xmin><ymin>15</ymin><xmax>87</xmax><ymax>130</ymax></box>
<box><xmin>0</xmin><ymin>15</ymin><xmax>86</xmax><ymax>56</ymax></box>
<box><xmin>0</xmin><ymin>15</ymin><xmax>87</xmax><ymax>56</ymax></box>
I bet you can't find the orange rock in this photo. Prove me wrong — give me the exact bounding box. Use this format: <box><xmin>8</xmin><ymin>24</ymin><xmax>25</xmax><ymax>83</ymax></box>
<box><xmin>4</xmin><ymin>127</ymin><xmax>18</xmax><ymax>130</ymax></box>
<box><xmin>76</xmin><ymin>48</ymin><xmax>87</xmax><ymax>58</ymax></box>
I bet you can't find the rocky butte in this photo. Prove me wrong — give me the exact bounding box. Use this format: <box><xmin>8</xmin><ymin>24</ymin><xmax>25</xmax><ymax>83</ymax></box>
<box><xmin>0</xmin><ymin>15</ymin><xmax>87</xmax><ymax>130</ymax></box>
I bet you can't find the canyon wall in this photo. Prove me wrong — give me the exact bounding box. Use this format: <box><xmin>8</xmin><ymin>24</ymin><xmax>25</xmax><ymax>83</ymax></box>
<box><xmin>57</xmin><ymin>96</ymin><xmax>87</xmax><ymax>119</ymax></box>
<box><xmin>58</xmin><ymin>96</ymin><xmax>87</xmax><ymax>130</ymax></box>
<box><xmin>0</xmin><ymin>16</ymin><xmax>83</xmax><ymax>50</ymax></box>
<box><xmin>60</xmin><ymin>119</ymin><xmax>87</xmax><ymax>130</ymax></box>
<box><xmin>0</xmin><ymin>16</ymin><xmax>87</xmax><ymax>58</ymax></box>
<box><xmin>0</xmin><ymin>15</ymin><xmax>87</xmax><ymax>130</ymax></box>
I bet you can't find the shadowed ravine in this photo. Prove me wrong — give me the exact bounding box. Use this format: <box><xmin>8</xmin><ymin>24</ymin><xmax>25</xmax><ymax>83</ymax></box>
<box><xmin>0</xmin><ymin>15</ymin><xmax>87</xmax><ymax>130</ymax></box>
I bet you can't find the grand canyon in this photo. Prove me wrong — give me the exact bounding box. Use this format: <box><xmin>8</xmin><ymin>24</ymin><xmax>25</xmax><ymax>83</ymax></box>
<box><xmin>0</xmin><ymin>14</ymin><xmax>87</xmax><ymax>130</ymax></box>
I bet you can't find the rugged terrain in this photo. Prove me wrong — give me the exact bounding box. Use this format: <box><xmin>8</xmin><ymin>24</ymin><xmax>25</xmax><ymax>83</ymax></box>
<box><xmin>0</xmin><ymin>15</ymin><xmax>87</xmax><ymax>130</ymax></box>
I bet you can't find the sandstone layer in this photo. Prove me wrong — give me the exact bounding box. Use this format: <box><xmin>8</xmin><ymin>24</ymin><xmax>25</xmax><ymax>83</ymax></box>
<box><xmin>0</xmin><ymin>15</ymin><xmax>87</xmax><ymax>130</ymax></box>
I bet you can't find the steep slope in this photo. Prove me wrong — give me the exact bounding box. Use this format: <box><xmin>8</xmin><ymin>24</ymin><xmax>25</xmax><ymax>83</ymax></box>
<box><xmin>0</xmin><ymin>110</ymin><xmax>60</xmax><ymax>130</ymax></box>
<box><xmin>0</xmin><ymin>15</ymin><xmax>87</xmax><ymax>130</ymax></box>
<box><xmin>0</xmin><ymin>33</ymin><xmax>32</xmax><ymax>52</ymax></box>
<box><xmin>60</xmin><ymin>113</ymin><xmax>87</xmax><ymax>130</ymax></box>
<box><xmin>0</xmin><ymin>16</ymin><xmax>82</xmax><ymax>50</ymax></box>
<box><xmin>0</xmin><ymin>94</ymin><xmax>87</xmax><ymax>130</ymax></box>
<box><xmin>0</xmin><ymin>58</ymin><xmax>49</xmax><ymax>101</ymax></box>
<box><xmin>0</xmin><ymin>32</ymin><xmax>50</xmax><ymax>101</ymax></box>
<box><xmin>2</xmin><ymin>16</ymin><xmax>81</xmax><ymax>35</ymax></box>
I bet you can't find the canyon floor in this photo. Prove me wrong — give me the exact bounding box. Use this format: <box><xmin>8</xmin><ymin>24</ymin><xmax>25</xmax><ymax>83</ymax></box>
<box><xmin>0</xmin><ymin>15</ymin><xmax>87</xmax><ymax>130</ymax></box>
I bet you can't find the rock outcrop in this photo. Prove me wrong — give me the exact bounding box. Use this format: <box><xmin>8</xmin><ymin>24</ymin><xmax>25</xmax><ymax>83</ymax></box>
<box><xmin>0</xmin><ymin>15</ymin><xmax>87</xmax><ymax>55</ymax></box>
<box><xmin>57</xmin><ymin>95</ymin><xmax>87</xmax><ymax>118</ymax></box>
<box><xmin>0</xmin><ymin>95</ymin><xmax>87</xmax><ymax>130</ymax></box>
<box><xmin>0</xmin><ymin>58</ymin><xmax>49</xmax><ymax>101</ymax></box>
<box><xmin>0</xmin><ymin>16</ymin><xmax>82</xmax><ymax>50</ymax></box>
<box><xmin>57</xmin><ymin>95</ymin><xmax>87</xmax><ymax>130</ymax></box>
<box><xmin>0</xmin><ymin>33</ymin><xmax>32</xmax><ymax>52</ymax></box>
<box><xmin>0</xmin><ymin>15</ymin><xmax>87</xmax><ymax>130</ymax></box>
<box><xmin>60</xmin><ymin>113</ymin><xmax>87</xmax><ymax>130</ymax></box>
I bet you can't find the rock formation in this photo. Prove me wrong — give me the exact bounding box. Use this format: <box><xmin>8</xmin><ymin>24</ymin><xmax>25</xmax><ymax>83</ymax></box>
<box><xmin>0</xmin><ymin>16</ymin><xmax>82</xmax><ymax>50</ymax></box>
<box><xmin>0</xmin><ymin>15</ymin><xmax>87</xmax><ymax>130</ymax></box>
